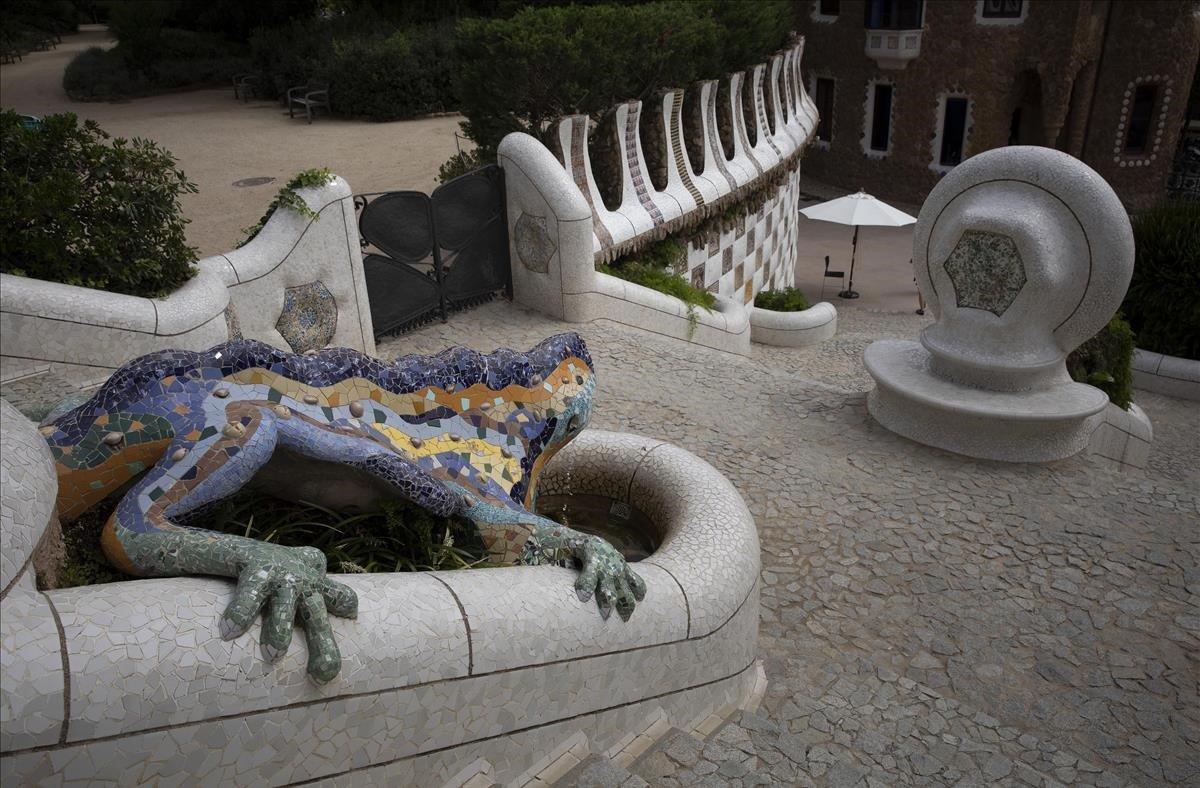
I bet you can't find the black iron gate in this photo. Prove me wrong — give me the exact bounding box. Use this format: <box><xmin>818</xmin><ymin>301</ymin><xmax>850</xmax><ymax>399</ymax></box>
<box><xmin>355</xmin><ymin>165</ymin><xmax>510</xmax><ymax>337</ymax></box>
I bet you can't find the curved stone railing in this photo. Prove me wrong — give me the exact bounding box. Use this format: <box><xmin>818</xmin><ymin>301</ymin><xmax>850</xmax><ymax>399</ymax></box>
<box><xmin>0</xmin><ymin>408</ymin><xmax>760</xmax><ymax>786</ymax></box>
<box><xmin>1132</xmin><ymin>348</ymin><xmax>1200</xmax><ymax>401</ymax></box>
<box><xmin>0</xmin><ymin>176</ymin><xmax>375</xmax><ymax>386</ymax></box>
<box><xmin>501</xmin><ymin>39</ymin><xmax>831</xmax><ymax>355</ymax></box>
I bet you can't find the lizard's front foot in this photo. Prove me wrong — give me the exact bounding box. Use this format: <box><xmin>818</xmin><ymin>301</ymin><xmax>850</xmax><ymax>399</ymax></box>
<box><xmin>219</xmin><ymin>543</ymin><xmax>358</xmax><ymax>683</ymax></box>
<box><xmin>574</xmin><ymin>534</ymin><xmax>647</xmax><ymax>621</ymax></box>
<box><xmin>526</xmin><ymin>524</ymin><xmax>647</xmax><ymax>621</ymax></box>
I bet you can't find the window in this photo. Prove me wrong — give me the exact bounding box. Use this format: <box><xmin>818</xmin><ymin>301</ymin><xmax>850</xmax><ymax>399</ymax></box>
<box><xmin>981</xmin><ymin>0</ymin><xmax>1023</xmax><ymax>18</ymax></box>
<box><xmin>815</xmin><ymin>78</ymin><xmax>835</xmax><ymax>143</ymax></box>
<box><xmin>865</xmin><ymin>0</ymin><xmax>923</xmax><ymax>29</ymax></box>
<box><xmin>1124</xmin><ymin>84</ymin><xmax>1157</xmax><ymax>153</ymax></box>
<box><xmin>939</xmin><ymin>97</ymin><xmax>969</xmax><ymax>167</ymax></box>
<box><xmin>870</xmin><ymin>83</ymin><xmax>893</xmax><ymax>152</ymax></box>
<box><xmin>819</xmin><ymin>0</ymin><xmax>841</xmax><ymax>15</ymax></box>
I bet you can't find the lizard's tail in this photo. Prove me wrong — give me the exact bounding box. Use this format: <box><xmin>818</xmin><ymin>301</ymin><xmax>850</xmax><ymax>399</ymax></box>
<box><xmin>47</xmin><ymin>416</ymin><xmax>176</xmax><ymax>522</ymax></box>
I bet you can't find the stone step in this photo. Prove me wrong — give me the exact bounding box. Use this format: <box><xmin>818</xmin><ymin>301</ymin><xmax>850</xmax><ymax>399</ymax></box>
<box><xmin>556</xmin><ymin>754</ymin><xmax>650</xmax><ymax>787</ymax></box>
<box><xmin>629</xmin><ymin>713</ymin><xmax>821</xmax><ymax>787</ymax></box>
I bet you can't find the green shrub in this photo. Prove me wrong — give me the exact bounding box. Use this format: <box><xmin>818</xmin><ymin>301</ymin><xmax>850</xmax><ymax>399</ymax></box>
<box><xmin>754</xmin><ymin>287</ymin><xmax>810</xmax><ymax>312</ymax></box>
<box><xmin>1066</xmin><ymin>315</ymin><xmax>1135</xmax><ymax>410</ymax></box>
<box><xmin>326</xmin><ymin>24</ymin><xmax>458</xmax><ymax>121</ymax></box>
<box><xmin>1124</xmin><ymin>201</ymin><xmax>1200</xmax><ymax>360</ymax></box>
<box><xmin>453</xmin><ymin>1</ymin><xmax>792</xmax><ymax>158</ymax></box>
<box><xmin>62</xmin><ymin>47</ymin><xmax>146</xmax><ymax>100</ymax></box>
<box><xmin>438</xmin><ymin>148</ymin><xmax>487</xmax><ymax>183</ymax></box>
<box><xmin>0</xmin><ymin>111</ymin><xmax>197</xmax><ymax>297</ymax></box>
<box><xmin>599</xmin><ymin>238</ymin><xmax>714</xmax><ymax>335</ymax></box>
<box><xmin>63</xmin><ymin>29</ymin><xmax>250</xmax><ymax>100</ymax></box>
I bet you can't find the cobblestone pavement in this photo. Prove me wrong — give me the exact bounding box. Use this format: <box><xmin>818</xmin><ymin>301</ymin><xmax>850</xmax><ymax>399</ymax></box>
<box><xmin>379</xmin><ymin>303</ymin><xmax>1198</xmax><ymax>787</ymax></box>
<box><xmin>4</xmin><ymin>302</ymin><xmax>1196</xmax><ymax>786</ymax></box>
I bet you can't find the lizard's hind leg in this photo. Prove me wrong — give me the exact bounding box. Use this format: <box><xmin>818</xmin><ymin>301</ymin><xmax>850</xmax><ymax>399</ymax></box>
<box><xmin>102</xmin><ymin>401</ymin><xmax>357</xmax><ymax>682</ymax></box>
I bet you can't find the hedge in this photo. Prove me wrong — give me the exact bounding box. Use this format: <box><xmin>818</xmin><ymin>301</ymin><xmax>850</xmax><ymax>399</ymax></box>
<box><xmin>1124</xmin><ymin>200</ymin><xmax>1199</xmax><ymax>360</ymax></box>
<box><xmin>63</xmin><ymin>28</ymin><xmax>250</xmax><ymax>101</ymax></box>
<box><xmin>453</xmin><ymin>0</ymin><xmax>792</xmax><ymax>158</ymax></box>
<box><xmin>0</xmin><ymin>111</ymin><xmax>197</xmax><ymax>297</ymax></box>
<box><xmin>326</xmin><ymin>24</ymin><xmax>458</xmax><ymax>121</ymax></box>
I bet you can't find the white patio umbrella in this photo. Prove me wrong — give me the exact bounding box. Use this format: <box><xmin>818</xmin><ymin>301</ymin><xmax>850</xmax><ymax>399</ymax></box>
<box><xmin>800</xmin><ymin>190</ymin><xmax>917</xmax><ymax>299</ymax></box>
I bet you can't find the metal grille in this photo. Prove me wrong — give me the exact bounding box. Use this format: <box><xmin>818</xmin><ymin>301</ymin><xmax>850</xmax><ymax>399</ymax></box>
<box><xmin>1166</xmin><ymin>127</ymin><xmax>1200</xmax><ymax>202</ymax></box>
<box><xmin>356</xmin><ymin>165</ymin><xmax>510</xmax><ymax>337</ymax></box>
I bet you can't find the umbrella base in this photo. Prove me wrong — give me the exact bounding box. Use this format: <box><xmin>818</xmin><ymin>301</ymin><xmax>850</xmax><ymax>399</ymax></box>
<box><xmin>838</xmin><ymin>289</ymin><xmax>860</xmax><ymax>299</ymax></box>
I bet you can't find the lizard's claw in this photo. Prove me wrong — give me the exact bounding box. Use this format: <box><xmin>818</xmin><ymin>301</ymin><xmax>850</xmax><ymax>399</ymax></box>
<box><xmin>219</xmin><ymin>543</ymin><xmax>357</xmax><ymax>683</ymax></box>
<box><xmin>572</xmin><ymin>535</ymin><xmax>645</xmax><ymax>622</ymax></box>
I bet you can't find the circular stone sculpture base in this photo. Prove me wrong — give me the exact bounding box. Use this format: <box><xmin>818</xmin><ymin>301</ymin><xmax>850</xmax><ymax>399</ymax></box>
<box><xmin>865</xmin><ymin>340</ymin><xmax>1108</xmax><ymax>462</ymax></box>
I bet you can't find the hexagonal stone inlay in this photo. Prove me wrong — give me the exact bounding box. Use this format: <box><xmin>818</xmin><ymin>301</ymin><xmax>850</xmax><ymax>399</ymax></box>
<box><xmin>514</xmin><ymin>212</ymin><xmax>555</xmax><ymax>273</ymax></box>
<box><xmin>942</xmin><ymin>230</ymin><xmax>1027</xmax><ymax>317</ymax></box>
<box><xmin>276</xmin><ymin>281</ymin><xmax>337</xmax><ymax>353</ymax></box>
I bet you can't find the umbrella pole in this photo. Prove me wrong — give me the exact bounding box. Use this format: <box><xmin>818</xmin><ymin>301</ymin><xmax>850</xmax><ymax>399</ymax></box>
<box><xmin>839</xmin><ymin>225</ymin><xmax>861</xmax><ymax>299</ymax></box>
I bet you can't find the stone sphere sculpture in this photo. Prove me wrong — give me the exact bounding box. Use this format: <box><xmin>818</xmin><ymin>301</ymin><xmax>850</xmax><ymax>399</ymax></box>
<box><xmin>864</xmin><ymin>146</ymin><xmax>1135</xmax><ymax>462</ymax></box>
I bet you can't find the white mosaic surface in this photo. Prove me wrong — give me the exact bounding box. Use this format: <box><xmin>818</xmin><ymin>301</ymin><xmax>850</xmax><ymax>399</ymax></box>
<box><xmin>1132</xmin><ymin>348</ymin><xmax>1200</xmax><ymax>402</ymax></box>
<box><xmin>0</xmin><ymin>427</ymin><xmax>759</xmax><ymax>785</ymax></box>
<box><xmin>0</xmin><ymin>401</ymin><xmax>64</xmax><ymax>752</ymax></box>
<box><xmin>867</xmin><ymin>146</ymin><xmax>1141</xmax><ymax>463</ymax></box>
<box><xmin>0</xmin><ymin>177</ymin><xmax>375</xmax><ymax>385</ymax></box>
<box><xmin>502</xmin><ymin>39</ymin><xmax>820</xmax><ymax>355</ymax></box>
<box><xmin>0</xmin><ymin>399</ymin><xmax>57</xmax><ymax>593</ymax></box>
<box><xmin>748</xmin><ymin>301</ymin><xmax>838</xmax><ymax>347</ymax></box>
<box><xmin>49</xmin><ymin>573</ymin><xmax>468</xmax><ymax>741</ymax></box>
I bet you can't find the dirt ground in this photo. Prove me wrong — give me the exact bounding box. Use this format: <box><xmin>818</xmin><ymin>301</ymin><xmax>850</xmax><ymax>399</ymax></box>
<box><xmin>0</xmin><ymin>25</ymin><xmax>465</xmax><ymax>257</ymax></box>
<box><xmin>2</xmin><ymin>25</ymin><xmax>921</xmax><ymax>310</ymax></box>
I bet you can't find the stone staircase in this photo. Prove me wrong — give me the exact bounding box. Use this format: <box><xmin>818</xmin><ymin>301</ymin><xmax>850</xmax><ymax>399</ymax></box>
<box><xmin>554</xmin><ymin>709</ymin><xmax>843</xmax><ymax>788</ymax></box>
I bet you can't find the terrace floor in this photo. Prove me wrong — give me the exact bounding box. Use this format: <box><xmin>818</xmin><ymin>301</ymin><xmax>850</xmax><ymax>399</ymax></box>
<box><xmin>376</xmin><ymin>301</ymin><xmax>1198</xmax><ymax>787</ymax></box>
<box><xmin>3</xmin><ymin>296</ymin><xmax>1196</xmax><ymax>787</ymax></box>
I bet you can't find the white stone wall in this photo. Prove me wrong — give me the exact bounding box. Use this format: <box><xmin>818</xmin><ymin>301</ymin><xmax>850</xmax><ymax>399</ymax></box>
<box><xmin>0</xmin><ymin>176</ymin><xmax>375</xmax><ymax>386</ymax></box>
<box><xmin>0</xmin><ymin>424</ymin><xmax>761</xmax><ymax>785</ymax></box>
<box><xmin>502</xmin><ymin>40</ymin><xmax>834</xmax><ymax>354</ymax></box>
<box><xmin>684</xmin><ymin>167</ymin><xmax>803</xmax><ymax>304</ymax></box>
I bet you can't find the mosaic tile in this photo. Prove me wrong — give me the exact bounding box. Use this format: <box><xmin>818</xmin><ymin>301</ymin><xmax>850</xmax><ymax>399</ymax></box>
<box><xmin>514</xmin><ymin>213</ymin><xmax>555</xmax><ymax>273</ymax></box>
<box><xmin>276</xmin><ymin>281</ymin><xmax>337</xmax><ymax>354</ymax></box>
<box><xmin>39</xmin><ymin>333</ymin><xmax>646</xmax><ymax>683</ymax></box>
<box><xmin>943</xmin><ymin>230</ymin><xmax>1027</xmax><ymax>317</ymax></box>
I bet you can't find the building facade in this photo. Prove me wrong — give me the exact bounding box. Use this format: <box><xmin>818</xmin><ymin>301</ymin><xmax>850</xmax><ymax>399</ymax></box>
<box><xmin>794</xmin><ymin>0</ymin><xmax>1200</xmax><ymax>212</ymax></box>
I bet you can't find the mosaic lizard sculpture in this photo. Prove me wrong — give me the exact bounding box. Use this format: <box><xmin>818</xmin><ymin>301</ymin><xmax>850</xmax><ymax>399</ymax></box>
<box><xmin>40</xmin><ymin>333</ymin><xmax>645</xmax><ymax>682</ymax></box>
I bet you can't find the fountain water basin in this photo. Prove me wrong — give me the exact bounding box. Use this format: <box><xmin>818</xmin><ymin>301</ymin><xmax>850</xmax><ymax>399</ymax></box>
<box><xmin>0</xmin><ymin>409</ymin><xmax>761</xmax><ymax>786</ymax></box>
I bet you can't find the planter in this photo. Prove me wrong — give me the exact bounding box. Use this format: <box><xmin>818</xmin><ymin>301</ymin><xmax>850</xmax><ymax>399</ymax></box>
<box><xmin>0</xmin><ymin>407</ymin><xmax>760</xmax><ymax>786</ymax></box>
<box><xmin>1132</xmin><ymin>348</ymin><xmax>1200</xmax><ymax>401</ymax></box>
<box><xmin>0</xmin><ymin>176</ymin><xmax>375</xmax><ymax>386</ymax></box>
<box><xmin>748</xmin><ymin>301</ymin><xmax>838</xmax><ymax>347</ymax></box>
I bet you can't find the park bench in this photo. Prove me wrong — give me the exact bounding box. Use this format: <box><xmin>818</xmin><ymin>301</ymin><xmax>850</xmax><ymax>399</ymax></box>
<box><xmin>232</xmin><ymin>73</ymin><xmax>260</xmax><ymax>102</ymax></box>
<box><xmin>287</xmin><ymin>83</ymin><xmax>330</xmax><ymax>124</ymax></box>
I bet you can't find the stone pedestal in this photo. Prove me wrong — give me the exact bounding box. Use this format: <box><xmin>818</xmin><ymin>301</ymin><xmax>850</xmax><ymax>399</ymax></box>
<box><xmin>865</xmin><ymin>146</ymin><xmax>1135</xmax><ymax>462</ymax></box>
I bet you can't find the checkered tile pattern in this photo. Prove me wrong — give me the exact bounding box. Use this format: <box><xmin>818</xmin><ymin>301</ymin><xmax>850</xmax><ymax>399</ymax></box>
<box><xmin>687</xmin><ymin>169</ymin><xmax>802</xmax><ymax>304</ymax></box>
